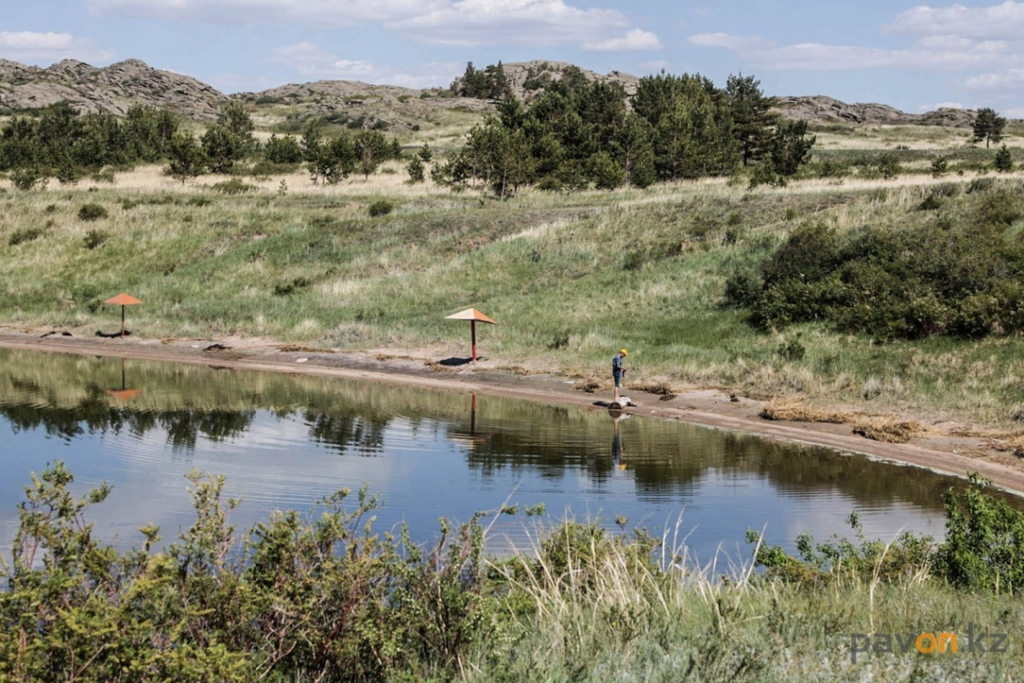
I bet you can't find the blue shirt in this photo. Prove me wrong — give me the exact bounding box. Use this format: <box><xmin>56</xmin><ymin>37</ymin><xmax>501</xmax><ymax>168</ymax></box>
<box><xmin>612</xmin><ymin>353</ymin><xmax>624</xmax><ymax>372</ymax></box>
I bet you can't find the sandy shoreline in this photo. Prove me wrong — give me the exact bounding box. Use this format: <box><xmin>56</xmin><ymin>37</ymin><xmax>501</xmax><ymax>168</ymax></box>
<box><xmin>4</xmin><ymin>328</ymin><xmax>1024</xmax><ymax>496</ymax></box>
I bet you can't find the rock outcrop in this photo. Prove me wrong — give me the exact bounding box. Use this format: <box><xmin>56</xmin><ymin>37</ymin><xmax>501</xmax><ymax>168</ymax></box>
<box><xmin>0</xmin><ymin>57</ymin><xmax>983</xmax><ymax>129</ymax></box>
<box><xmin>0</xmin><ymin>58</ymin><xmax>225</xmax><ymax>119</ymax></box>
<box><xmin>772</xmin><ymin>95</ymin><xmax>976</xmax><ymax>127</ymax></box>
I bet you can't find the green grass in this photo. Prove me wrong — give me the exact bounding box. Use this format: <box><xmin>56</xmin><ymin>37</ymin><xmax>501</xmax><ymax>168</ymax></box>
<box><xmin>3</xmin><ymin>158</ymin><xmax>1024</xmax><ymax>427</ymax></box>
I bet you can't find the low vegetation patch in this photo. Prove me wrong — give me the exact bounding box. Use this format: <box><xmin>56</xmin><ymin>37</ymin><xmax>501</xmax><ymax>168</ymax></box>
<box><xmin>8</xmin><ymin>226</ymin><xmax>44</xmax><ymax>246</ymax></box>
<box><xmin>727</xmin><ymin>186</ymin><xmax>1024</xmax><ymax>340</ymax></box>
<box><xmin>77</xmin><ymin>203</ymin><xmax>109</xmax><ymax>221</ymax></box>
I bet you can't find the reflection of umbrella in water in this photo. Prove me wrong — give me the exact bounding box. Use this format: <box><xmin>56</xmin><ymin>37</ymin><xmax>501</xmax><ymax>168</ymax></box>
<box><xmin>104</xmin><ymin>293</ymin><xmax>142</xmax><ymax>338</ymax></box>
<box><xmin>445</xmin><ymin>308</ymin><xmax>497</xmax><ymax>363</ymax></box>
<box><xmin>449</xmin><ymin>392</ymin><xmax>488</xmax><ymax>450</ymax></box>
<box><xmin>106</xmin><ymin>357</ymin><xmax>142</xmax><ymax>401</ymax></box>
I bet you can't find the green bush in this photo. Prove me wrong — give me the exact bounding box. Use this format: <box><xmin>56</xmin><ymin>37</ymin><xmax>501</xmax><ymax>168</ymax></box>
<box><xmin>83</xmin><ymin>229</ymin><xmax>107</xmax><ymax>249</ymax></box>
<box><xmin>8</xmin><ymin>227</ymin><xmax>45</xmax><ymax>246</ymax></box>
<box><xmin>210</xmin><ymin>178</ymin><xmax>256</xmax><ymax>194</ymax></box>
<box><xmin>0</xmin><ymin>464</ymin><xmax>496</xmax><ymax>682</ymax></box>
<box><xmin>78</xmin><ymin>203</ymin><xmax>108</xmax><ymax>221</ymax></box>
<box><xmin>739</xmin><ymin>198</ymin><xmax>1024</xmax><ymax>340</ymax></box>
<box><xmin>368</xmin><ymin>200</ymin><xmax>394</xmax><ymax>217</ymax></box>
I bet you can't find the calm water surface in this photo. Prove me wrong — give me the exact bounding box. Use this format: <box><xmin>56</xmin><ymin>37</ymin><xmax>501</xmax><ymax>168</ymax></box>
<box><xmin>0</xmin><ymin>348</ymin><xmax>989</xmax><ymax>562</ymax></box>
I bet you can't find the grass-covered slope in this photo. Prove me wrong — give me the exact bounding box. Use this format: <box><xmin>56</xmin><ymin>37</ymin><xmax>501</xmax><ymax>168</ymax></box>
<box><xmin>3</xmin><ymin>164</ymin><xmax>1024</xmax><ymax>427</ymax></box>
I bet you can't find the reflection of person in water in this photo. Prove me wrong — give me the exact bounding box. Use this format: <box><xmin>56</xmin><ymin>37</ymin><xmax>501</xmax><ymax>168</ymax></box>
<box><xmin>610</xmin><ymin>410</ymin><xmax>629</xmax><ymax>470</ymax></box>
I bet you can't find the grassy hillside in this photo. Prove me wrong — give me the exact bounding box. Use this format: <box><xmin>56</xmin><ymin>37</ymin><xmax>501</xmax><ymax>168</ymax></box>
<box><xmin>2</xmin><ymin>122</ymin><xmax>1024</xmax><ymax>430</ymax></box>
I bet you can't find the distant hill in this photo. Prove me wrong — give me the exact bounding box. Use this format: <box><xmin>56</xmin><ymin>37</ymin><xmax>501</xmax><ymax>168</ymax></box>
<box><xmin>772</xmin><ymin>95</ymin><xmax>976</xmax><ymax>127</ymax></box>
<box><xmin>0</xmin><ymin>58</ymin><xmax>225</xmax><ymax>119</ymax></box>
<box><xmin>0</xmin><ymin>57</ymin><xmax>979</xmax><ymax>128</ymax></box>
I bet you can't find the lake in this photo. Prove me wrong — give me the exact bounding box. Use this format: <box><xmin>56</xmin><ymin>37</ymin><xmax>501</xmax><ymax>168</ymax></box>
<box><xmin>0</xmin><ymin>347</ymin><xmax>981</xmax><ymax>565</ymax></box>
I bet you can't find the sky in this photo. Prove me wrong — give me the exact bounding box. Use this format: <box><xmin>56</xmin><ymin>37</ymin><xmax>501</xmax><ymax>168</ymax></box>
<box><xmin>2</xmin><ymin>0</ymin><xmax>1024</xmax><ymax>116</ymax></box>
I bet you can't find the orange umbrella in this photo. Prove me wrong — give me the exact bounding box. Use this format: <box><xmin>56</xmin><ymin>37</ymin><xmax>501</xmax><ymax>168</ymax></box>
<box><xmin>104</xmin><ymin>293</ymin><xmax>142</xmax><ymax>338</ymax></box>
<box><xmin>445</xmin><ymin>308</ymin><xmax>497</xmax><ymax>363</ymax></box>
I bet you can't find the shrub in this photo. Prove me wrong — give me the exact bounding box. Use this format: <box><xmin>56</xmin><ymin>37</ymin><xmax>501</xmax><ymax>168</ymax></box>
<box><xmin>368</xmin><ymin>200</ymin><xmax>394</xmax><ymax>217</ymax></box>
<box><xmin>273</xmin><ymin>277</ymin><xmax>311</xmax><ymax>296</ymax></box>
<box><xmin>78</xmin><ymin>203</ymin><xmax>108</xmax><ymax>221</ymax></box>
<box><xmin>918</xmin><ymin>193</ymin><xmax>943</xmax><ymax>211</ymax></box>
<box><xmin>967</xmin><ymin>176</ymin><xmax>996</xmax><ymax>194</ymax></box>
<box><xmin>995</xmin><ymin>144</ymin><xmax>1014</xmax><ymax>173</ymax></box>
<box><xmin>83</xmin><ymin>229</ymin><xmax>107</xmax><ymax>249</ymax></box>
<box><xmin>90</xmin><ymin>168</ymin><xmax>116</xmax><ymax>183</ymax></box>
<box><xmin>738</xmin><ymin>195</ymin><xmax>1024</xmax><ymax>340</ymax></box>
<box><xmin>8</xmin><ymin>226</ymin><xmax>44</xmax><ymax>246</ymax></box>
<box><xmin>876</xmin><ymin>154</ymin><xmax>901</xmax><ymax>180</ymax></box>
<box><xmin>536</xmin><ymin>176</ymin><xmax>563</xmax><ymax>192</ymax></box>
<box><xmin>10</xmin><ymin>167</ymin><xmax>42</xmax><ymax>191</ymax></box>
<box><xmin>407</xmin><ymin>156</ymin><xmax>425</xmax><ymax>183</ymax></box>
<box><xmin>211</xmin><ymin>178</ymin><xmax>256</xmax><ymax>194</ymax></box>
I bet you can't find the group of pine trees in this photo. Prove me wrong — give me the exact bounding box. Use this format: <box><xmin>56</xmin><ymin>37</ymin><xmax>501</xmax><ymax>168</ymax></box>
<box><xmin>435</xmin><ymin>64</ymin><xmax>816</xmax><ymax>197</ymax></box>
<box><xmin>0</xmin><ymin>102</ymin><xmax>178</xmax><ymax>188</ymax></box>
<box><xmin>0</xmin><ymin>100</ymin><xmax>405</xmax><ymax>186</ymax></box>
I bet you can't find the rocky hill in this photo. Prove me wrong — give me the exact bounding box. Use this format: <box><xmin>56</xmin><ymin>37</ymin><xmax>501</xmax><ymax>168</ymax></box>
<box><xmin>0</xmin><ymin>57</ymin><xmax>980</xmax><ymax>129</ymax></box>
<box><xmin>772</xmin><ymin>95</ymin><xmax>975</xmax><ymax>127</ymax></box>
<box><xmin>499</xmin><ymin>60</ymin><xmax>640</xmax><ymax>100</ymax></box>
<box><xmin>0</xmin><ymin>58</ymin><xmax>225</xmax><ymax>119</ymax></box>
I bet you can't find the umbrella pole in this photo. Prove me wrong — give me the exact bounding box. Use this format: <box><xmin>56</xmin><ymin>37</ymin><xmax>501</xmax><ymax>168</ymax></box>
<box><xmin>121</xmin><ymin>305</ymin><xmax>125</xmax><ymax>338</ymax></box>
<box><xmin>471</xmin><ymin>320</ymin><xmax>477</xmax><ymax>363</ymax></box>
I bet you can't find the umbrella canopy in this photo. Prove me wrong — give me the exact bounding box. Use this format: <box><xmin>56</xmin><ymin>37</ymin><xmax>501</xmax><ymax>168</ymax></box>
<box><xmin>104</xmin><ymin>293</ymin><xmax>142</xmax><ymax>337</ymax></box>
<box><xmin>445</xmin><ymin>308</ymin><xmax>497</xmax><ymax>325</ymax></box>
<box><xmin>104</xmin><ymin>293</ymin><xmax>142</xmax><ymax>306</ymax></box>
<box><xmin>106</xmin><ymin>388</ymin><xmax>142</xmax><ymax>401</ymax></box>
<box><xmin>445</xmin><ymin>308</ymin><xmax>497</xmax><ymax>363</ymax></box>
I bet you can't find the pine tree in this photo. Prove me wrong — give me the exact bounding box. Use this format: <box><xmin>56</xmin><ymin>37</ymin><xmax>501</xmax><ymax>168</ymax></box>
<box><xmin>725</xmin><ymin>74</ymin><xmax>776</xmax><ymax>167</ymax></box>
<box><xmin>407</xmin><ymin>155</ymin><xmax>425</xmax><ymax>183</ymax></box>
<box><xmin>167</xmin><ymin>131</ymin><xmax>206</xmax><ymax>183</ymax></box>
<box><xmin>995</xmin><ymin>144</ymin><xmax>1014</xmax><ymax>173</ymax></box>
<box><xmin>973</xmin><ymin>108</ymin><xmax>1006</xmax><ymax>148</ymax></box>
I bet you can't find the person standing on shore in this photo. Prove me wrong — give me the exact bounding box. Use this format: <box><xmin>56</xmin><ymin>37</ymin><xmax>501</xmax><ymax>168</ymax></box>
<box><xmin>612</xmin><ymin>348</ymin><xmax>627</xmax><ymax>401</ymax></box>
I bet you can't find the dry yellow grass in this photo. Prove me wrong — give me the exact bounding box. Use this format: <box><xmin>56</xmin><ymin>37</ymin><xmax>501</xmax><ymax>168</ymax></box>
<box><xmin>852</xmin><ymin>416</ymin><xmax>928</xmax><ymax>444</ymax></box>
<box><xmin>759</xmin><ymin>397</ymin><xmax>849</xmax><ymax>423</ymax></box>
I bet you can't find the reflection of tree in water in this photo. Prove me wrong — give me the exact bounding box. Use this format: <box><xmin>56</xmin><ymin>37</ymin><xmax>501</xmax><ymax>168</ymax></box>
<box><xmin>158</xmin><ymin>409</ymin><xmax>256</xmax><ymax>451</ymax></box>
<box><xmin>0</xmin><ymin>348</ymin><xmax>1012</xmax><ymax>513</ymax></box>
<box><xmin>304</xmin><ymin>411</ymin><xmax>389</xmax><ymax>455</ymax></box>
<box><xmin>0</xmin><ymin>397</ymin><xmax>256</xmax><ymax>451</ymax></box>
<box><xmin>453</xmin><ymin>411</ymin><xmax>983</xmax><ymax>514</ymax></box>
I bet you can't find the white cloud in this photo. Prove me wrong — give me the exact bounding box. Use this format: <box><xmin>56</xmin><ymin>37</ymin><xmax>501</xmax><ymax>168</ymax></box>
<box><xmin>89</xmin><ymin>0</ymin><xmax>657</xmax><ymax>51</ymax></box>
<box><xmin>387</xmin><ymin>0</ymin><xmax>634</xmax><ymax>48</ymax></box>
<box><xmin>888</xmin><ymin>1</ymin><xmax>1024</xmax><ymax>40</ymax></box>
<box><xmin>918</xmin><ymin>101</ymin><xmax>964</xmax><ymax>111</ymax></box>
<box><xmin>583</xmin><ymin>28</ymin><xmax>662</xmax><ymax>52</ymax></box>
<box><xmin>964</xmin><ymin>67</ymin><xmax>1024</xmax><ymax>90</ymax></box>
<box><xmin>687</xmin><ymin>32</ymin><xmax>770</xmax><ymax>50</ymax></box>
<box><xmin>88</xmin><ymin>0</ymin><xmax>447</xmax><ymax>27</ymax></box>
<box><xmin>688</xmin><ymin>31</ymin><xmax>1021</xmax><ymax>73</ymax></box>
<box><xmin>0</xmin><ymin>31</ymin><xmax>115</xmax><ymax>65</ymax></box>
<box><xmin>269</xmin><ymin>42</ymin><xmax>460</xmax><ymax>88</ymax></box>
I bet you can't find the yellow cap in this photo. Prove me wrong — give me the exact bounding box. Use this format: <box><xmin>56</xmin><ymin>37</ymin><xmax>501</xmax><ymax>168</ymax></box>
<box><xmin>620</xmin><ymin>348</ymin><xmax>628</xmax><ymax>356</ymax></box>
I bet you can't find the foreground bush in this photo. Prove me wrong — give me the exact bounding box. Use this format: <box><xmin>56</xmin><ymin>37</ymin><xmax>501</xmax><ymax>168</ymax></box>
<box><xmin>4</xmin><ymin>464</ymin><xmax>1024</xmax><ymax>681</ymax></box>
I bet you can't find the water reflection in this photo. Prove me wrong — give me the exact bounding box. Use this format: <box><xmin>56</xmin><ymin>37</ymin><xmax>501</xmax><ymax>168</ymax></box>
<box><xmin>0</xmin><ymin>347</ymin><xmax>1012</xmax><ymax>557</ymax></box>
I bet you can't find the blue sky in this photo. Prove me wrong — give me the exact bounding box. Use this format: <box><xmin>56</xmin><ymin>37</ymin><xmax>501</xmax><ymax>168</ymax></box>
<box><xmin>2</xmin><ymin>0</ymin><xmax>1024</xmax><ymax>116</ymax></box>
